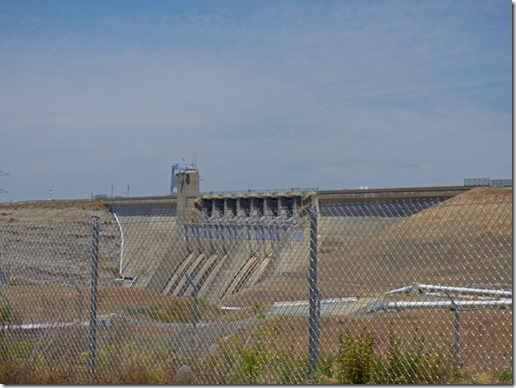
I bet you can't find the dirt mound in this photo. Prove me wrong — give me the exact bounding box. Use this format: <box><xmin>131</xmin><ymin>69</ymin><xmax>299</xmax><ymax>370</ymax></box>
<box><xmin>0</xmin><ymin>200</ymin><xmax>109</xmax><ymax>223</ymax></box>
<box><xmin>0</xmin><ymin>200</ymin><xmax>120</xmax><ymax>288</ymax></box>
<box><xmin>319</xmin><ymin>187</ymin><xmax>512</xmax><ymax>296</ymax></box>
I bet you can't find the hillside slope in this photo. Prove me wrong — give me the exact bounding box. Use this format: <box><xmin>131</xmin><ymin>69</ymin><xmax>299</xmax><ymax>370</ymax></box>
<box><xmin>225</xmin><ymin>187</ymin><xmax>512</xmax><ymax>305</ymax></box>
<box><xmin>317</xmin><ymin>187</ymin><xmax>512</xmax><ymax>297</ymax></box>
<box><xmin>0</xmin><ymin>200</ymin><xmax>120</xmax><ymax>287</ymax></box>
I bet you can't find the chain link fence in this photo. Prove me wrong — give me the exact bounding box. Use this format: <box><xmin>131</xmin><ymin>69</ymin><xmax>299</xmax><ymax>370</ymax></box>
<box><xmin>0</xmin><ymin>187</ymin><xmax>512</xmax><ymax>384</ymax></box>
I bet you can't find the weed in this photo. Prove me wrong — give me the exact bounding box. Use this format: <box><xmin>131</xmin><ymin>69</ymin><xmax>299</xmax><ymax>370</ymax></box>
<box><xmin>498</xmin><ymin>367</ymin><xmax>513</xmax><ymax>384</ymax></box>
<box><xmin>253</xmin><ymin>301</ymin><xmax>266</xmax><ymax>320</ymax></box>
<box><xmin>315</xmin><ymin>326</ymin><xmax>456</xmax><ymax>384</ymax></box>
<box><xmin>335</xmin><ymin>327</ymin><xmax>378</xmax><ymax>383</ymax></box>
<box><xmin>0</xmin><ymin>304</ymin><xmax>12</xmax><ymax>324</ymax></box>
<box><xmin>205</xmin><ymin>319</ymin><xmax>307</xmax><ymax>384</ymax></box>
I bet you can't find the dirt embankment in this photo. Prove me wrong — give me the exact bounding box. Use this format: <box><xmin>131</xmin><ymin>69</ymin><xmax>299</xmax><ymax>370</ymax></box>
<box><xmin>0</xmin><ymin>199</ymin><xmax>120</xmax><ymax>288</ymax></box>
<box><xmin>0</xmin><ymin>199</ymin><xmax>110</xmax><ymax>223</ymax></box>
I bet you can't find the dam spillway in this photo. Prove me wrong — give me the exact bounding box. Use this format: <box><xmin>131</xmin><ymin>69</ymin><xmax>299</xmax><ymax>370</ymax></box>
<box><xmin>114</xmin><ymin>212</ymin><xmax>311</xmax><ymax>303</ymax></box>
<box><xmin>160</xmin><ymin>213</ymin><xmax>310</xmax><ymax>303</ymax></box>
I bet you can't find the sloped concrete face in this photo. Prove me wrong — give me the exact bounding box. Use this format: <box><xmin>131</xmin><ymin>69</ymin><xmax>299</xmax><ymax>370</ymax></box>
<box><xmin>159</xmin><ymin>211</ymin><xmax>311</xmax><ymax>304</ymax></box>
<box><xmin>115</xmin><ymin>216</ymin><xmax>190</xmax><ymax>293</ymax></box>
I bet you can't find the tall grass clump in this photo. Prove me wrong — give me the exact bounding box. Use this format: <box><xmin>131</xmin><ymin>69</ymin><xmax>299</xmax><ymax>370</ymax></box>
<box><xmin>315</xmin><ymin>326</ymin><xmax>458</xmax><ymax>384</ymax></box>
<box><xmin>200</xmin><ymin>318</ymin><xmax>307</xmax><ymax>384</ymax></box>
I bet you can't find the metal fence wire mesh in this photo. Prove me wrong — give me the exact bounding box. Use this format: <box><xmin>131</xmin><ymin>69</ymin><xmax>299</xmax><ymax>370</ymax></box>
<box><xmin>0</xmin><ymin>187</ymin><xmax>512</xmax><ymax>384</ymax></box>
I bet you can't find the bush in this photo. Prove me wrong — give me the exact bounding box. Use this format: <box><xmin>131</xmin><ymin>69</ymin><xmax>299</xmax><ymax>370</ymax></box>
<box><xmin>0</xmin><ymin>304</ymin><xmax>12</xmax><ymax>325</ymax></box>
<box><xmin>498</xmin><ymin>367</ymin><xmax>513</xmax><ymax>384</ymax></box>
<box><xmin>203</xmin><ymin>319</ymin><xmax>307</xmax><ymax>384</ymax></box>
<box><xmin>315</xmin><ymin>326</ymin><xmax>456</xmax><ymax>384</ymax></box>
<box><xmin>335</xmin><ymin>327</ymin><xmax>378</xmax><ymax>383</ymax></box>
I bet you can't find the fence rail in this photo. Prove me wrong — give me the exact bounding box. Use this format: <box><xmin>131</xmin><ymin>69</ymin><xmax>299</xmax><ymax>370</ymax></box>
<box><xmin>0</xmin><ymin>187</ymin><xmax>512</xmax><ymax>384</ymax></box>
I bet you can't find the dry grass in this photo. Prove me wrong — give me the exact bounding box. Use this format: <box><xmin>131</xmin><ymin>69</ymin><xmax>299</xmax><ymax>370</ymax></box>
<box><xmin>0</xmin><ymin>286</ymin><xmax>224</xmax><ymax>323</ymax></box>
<box><xmin>196</xmin><ymin>308</ymin><xmax>511</xmax><ymax>384</ymax></box>
<box><xmin>0</xmin><ymin>307</ymin><xmax>511</xmax><ymax>384</ymax></box>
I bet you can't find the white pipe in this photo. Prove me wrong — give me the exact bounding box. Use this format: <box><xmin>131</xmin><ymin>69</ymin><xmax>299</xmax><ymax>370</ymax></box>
<box><xmin>272</xmin><ymin>297</ymin><xmax>358</xmax><ymax>308</ymax></box>
<box><xmin>112</xmin><ymin>213</ymin><xmax>137</xmax><ymax>286</ymax></box>
<box><xmin>386</xmin><ymin>299</ymin><xmax>512</xmax><ymax>311</ymax></box>
<box><xmin>387</xmin><ymin>284</ymin><xmax>512</xmax><ymax>297</ymax></box>
<box><xmin>387</xmin><ymin>286</ymin><xmax>414</xmax><ymax>294</ymax></box>
<box><xmin>113</xmin><ymin>213</ymin><xmax>124</xmax><ymax>276</ymax></box>
<box><xmin>417</xmin><ymin>284</ymin><xmax>512</xmax><ymax>297</ymax></box>
<box><xmin>1</xmin><ymin>321</ymin><xmax>88</xmax><ymax>330</ymax></box>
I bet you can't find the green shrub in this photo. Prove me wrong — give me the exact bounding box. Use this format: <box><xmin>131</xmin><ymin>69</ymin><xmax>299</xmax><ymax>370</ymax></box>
<box><xmin>253</xmin><ymin>301</ymin><xmax>266</xmax><ymax>320</ymax></box>
<box><xmin>498</xmin><ymin>367</ymin><xmax>513</xmax><ymax>384</ymax></box>
<box><xmin>0</xmin><ymin>304</ymin><xmax>12</xmax><ymax>324</ymax></box>
<box><xmin>335</xmin><ymin>327</ymin><xmax>379</xmax><ymax>383</ymax></box>
<box><xmin>316</xmin><ymin>326</ymin><xmax>455</xmax><ymax>384</ymax></box>
<box><xmin>207</xmin><ymin>320</ymin><xmax>307</xmax><ymax>384</ymax></box>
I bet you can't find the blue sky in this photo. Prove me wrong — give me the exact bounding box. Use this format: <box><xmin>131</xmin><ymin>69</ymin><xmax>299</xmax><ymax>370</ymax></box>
<box><xmin>0</xmin><ymin>0</ymin><xmax>512</xmax><ymax>200</ymax></box>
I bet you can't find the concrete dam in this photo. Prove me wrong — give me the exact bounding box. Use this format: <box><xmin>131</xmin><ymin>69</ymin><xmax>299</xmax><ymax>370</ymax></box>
<box><xmin>104</xmin><ymin>168</ymin><xmax>470</xmax><ymax>304</ymax></box>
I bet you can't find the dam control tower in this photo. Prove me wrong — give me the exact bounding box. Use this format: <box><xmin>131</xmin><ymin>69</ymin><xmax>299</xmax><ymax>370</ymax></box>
<box><xmin>175</xmin><ymin>164</ymin><xmax>200</xmax><ymax>217</ymax></box>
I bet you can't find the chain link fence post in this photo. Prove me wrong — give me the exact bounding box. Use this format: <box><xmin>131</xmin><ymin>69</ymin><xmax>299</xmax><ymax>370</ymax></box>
<box><xmin>308</xmin><ymin>206</ymin><xmax>320</xmax><ymax>380</ymax></box>
<box><xmin>88</xmin><ymin>217</ymin><xmax>100</xmax><ymax>383</ymax></box>
<box><xmin>184</xmin><ymin>271</ymin><xmax>199</xmax><ymax>330</ymax></box>
<box><xmin>444</xmin><ymin>289</ymin><xmax>460</xmax><ymax>369</ymax></box>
